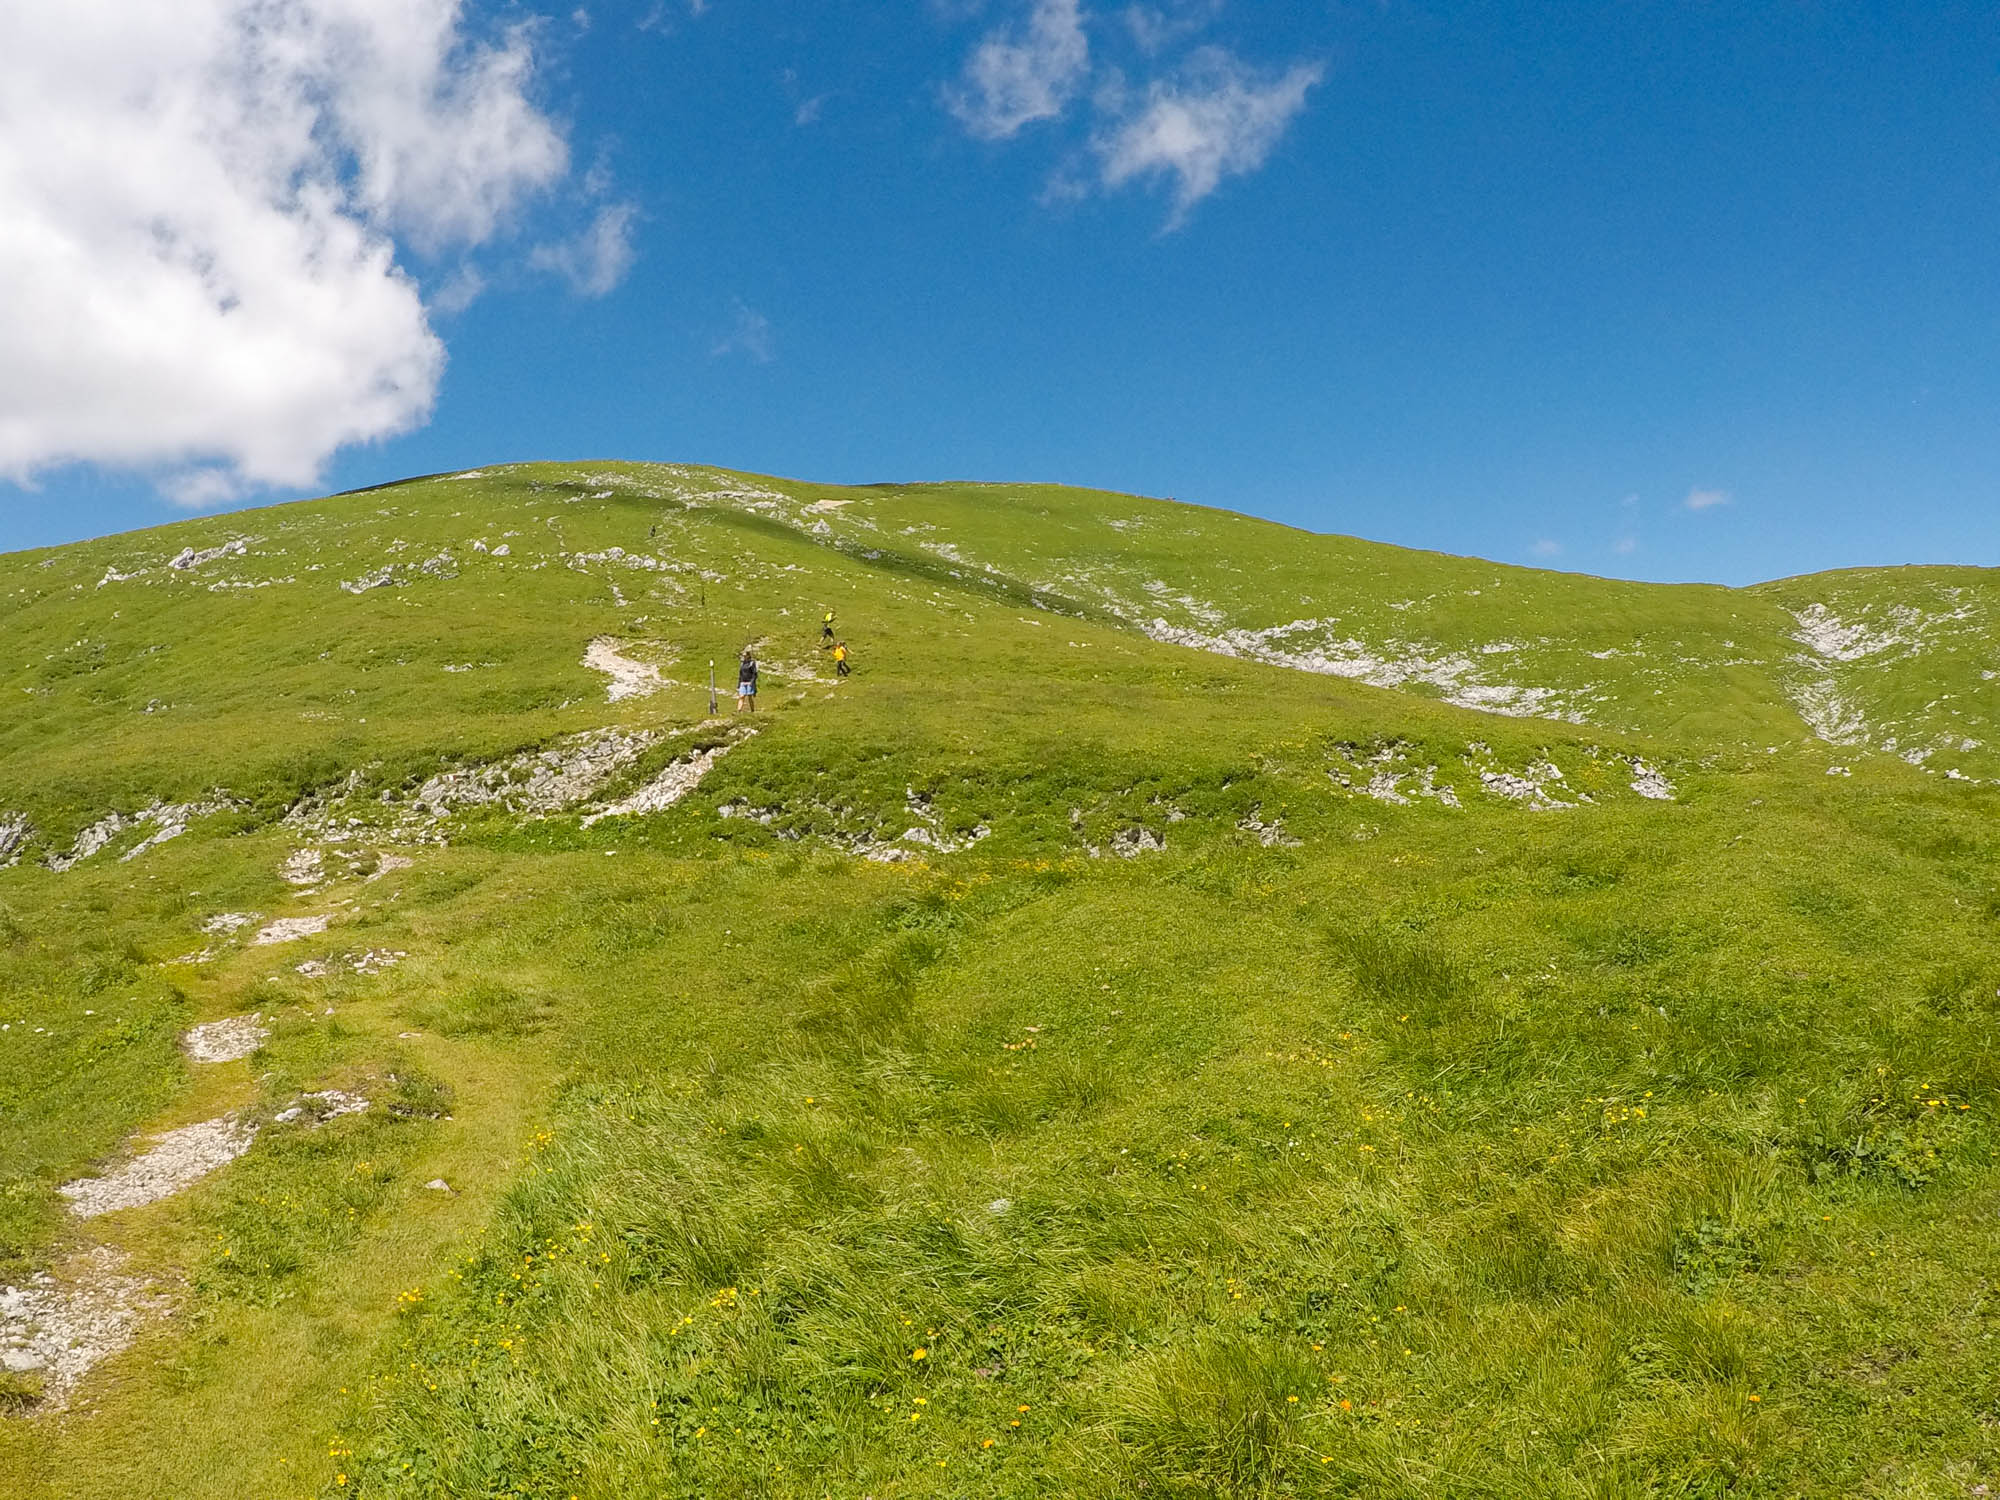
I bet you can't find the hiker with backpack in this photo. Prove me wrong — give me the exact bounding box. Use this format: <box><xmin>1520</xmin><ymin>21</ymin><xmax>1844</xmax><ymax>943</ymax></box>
<box><xmin>822</xmin><ymin>609</ymin><xmax>836</xmax><ymax>645</ymax></box>
<box><xmin>736</xmin><ymin>650</ymin><xmax>758</xmax><ymax>712</ymax></box>
<box><xmin>833</xmin><ymin>641</ymin><xmax>852</xmax><ymax>678</ymax></box>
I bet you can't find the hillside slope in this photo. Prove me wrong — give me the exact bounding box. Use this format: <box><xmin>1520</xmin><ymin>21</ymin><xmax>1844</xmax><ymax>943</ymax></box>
<box><xmin>1</xmin><ymin>464</ymin><xmax>1997</xmax><ymax>1498</ymax></box>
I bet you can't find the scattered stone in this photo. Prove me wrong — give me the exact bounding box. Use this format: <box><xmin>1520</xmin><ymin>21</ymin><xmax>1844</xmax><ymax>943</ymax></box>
<box><xmin>368</xmin><ymin>853</ymin><xmax>414</xmax><ymax>880</ymax></box>
<box><xmin>272</xmin><ymin>1091</ymin><xmax>370</xmax><ymax>1125</ymax></box>
<box><xmin>1365</xmin><ymin>771</ymin><xmax>1409</xmax><ymax>806</ymax></box>
<box><xmin>280</xmin><ymin>848</ymin><xmax>325</xmax><ymax>886</ymax></box>
<box><xmin>898</xmin><ymin>823</ymin><xmax>991</xmax><ymax>854</ymax></box>
<box><xmin>1142</xmin><ymin>615</ymin><xmax>1583</xmax><ymax>724</ymax></box>
<box><xmin>1628</xmin><ymin>760</ymin><xmax>1677</xmax><ymax>800</ymax></box>
<box><xmin>424</xmin><ymin>1179</ymin><xmax>453</xmax><ymax>1194</ymax></box>
<box><xmin>60</xmin><ymin>1116</ymin><xmax>258</xmax><ymax>1218</ymax></box>
<box><xmin>45</xmin><ymin>813</ymin><xmax>126</xmax><ymax>872</ymax></box>
<box><xmin>253</xmin><ymin>915</ymin><xmax>330</xmax><ymax>946</ymax></box>
<box><xmin>181</xmin><ymin>1016</ymin><xmax>267</xmax><ymax>1064</ymax></box>
<box><xmin>0</xmin><ymin>813</ymin><xmax>31</xmax><ymax>868</ymax></box>
<box><xmin>0</xmin><ymin>1247</ymin><xmax>170</xmax><ymax>1408</ymax></box>
<box><xmin>1237</xmin><ymin>811</ymin><xmax>1301</xmax><ymax>847</ymax></box>
<box><xmin>1110</xmin><ymin>828</ymin><xmax>1165</xmax><ymax>858</ymax></box>
<box><xmin>1475</xmin><ymin>758</ymin><xmax>1577</xmax><ymax>811</ymax></box>
<box><xmin>296</xmin><ymin>949</ymin><xmax>406</xmax><ymax>979</ymax></box>
<box><xmin>167</xmin><ymin>539</ymin><xmax>248</xmax><ymax>571</ymax></box>
<box><xmin>585</xmin><ymin>737</ymin><xmax>749</xmax><ymax>826</ymax></box>
<box><xmin>415</xmin><ymin>728</ymin><xmax>660</xmax><ymax>820</ymax></box>
<box><xmin>200</xmin><ymin>912</ymin><xmax>259</xmax><ymax>935</ymax></box>
<box><xmin>44</xmin><ymin>798</ymin><xmax>238</xmax><ymax>873</ymax></box>
<box><xmin>986</xmin><ymin>1198</ymin><xmax>1012</xmax><ymax>1216</ymax></box>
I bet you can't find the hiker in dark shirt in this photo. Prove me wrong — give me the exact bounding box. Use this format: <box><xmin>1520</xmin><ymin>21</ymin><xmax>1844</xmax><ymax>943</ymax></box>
<box><xmin>822</xmin><ymin>609</ymin><xmax>836</xmax><ymax>645</ymax></box>
<box><xmin>736</xmin><ymin>651</ymin><xmax>758</xmax><ymax>712</ymax></box>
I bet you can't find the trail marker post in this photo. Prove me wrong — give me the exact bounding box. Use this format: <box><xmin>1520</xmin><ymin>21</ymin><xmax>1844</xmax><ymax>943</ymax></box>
<box><xmin>709</xmin><ymin>661</ymin><xmax>718</xmax><ymax>717</ymax></box>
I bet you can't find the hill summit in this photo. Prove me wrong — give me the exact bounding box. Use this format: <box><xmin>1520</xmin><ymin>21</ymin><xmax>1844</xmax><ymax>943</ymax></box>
<box><xmin>2</xmin><ymin>464</ymin><xmax>1996</xmax><ymax>1497</ymax></box>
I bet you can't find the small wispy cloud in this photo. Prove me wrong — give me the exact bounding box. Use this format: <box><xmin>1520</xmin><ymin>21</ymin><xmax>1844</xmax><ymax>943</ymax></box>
<box><xmin>1094</xmin><ymin>48</ymin><xmax>1323</xmax><ymax>226</ymax></box>
<box><xmin>1612</xmin><ymin>536</ymin><xmax>1638</xmax><ymax>555</ymax></box>
<box><xmin>528</xmin><ymin>202</ymin><xmax>639</xmax><ymax>298</ymax></box>
<box><xmin>430</xmin><ymin>266</ymin><xmax>487</xmax><ymax>317</ymax></box>
<box><xmin>713</xmin><ymin>299</ymin><xmax>775</xmax><ymax>363</ymax></box>
<box><xmin>1685</xmin><ymin>487</ymin><xmax>1731</xmax><ymax>512</ymax></box>
<box><xmin>946</xmin><ymin>0</ymin><xmax>1090</xmax><ymax>140</ymax></box>
<box><xmin>1530</xmin><ymin>538</ymin><xmax>1562</xmax><ymax>558</ymax></box>
<box><xmin>1124</xmin><ymin>0</ymin><xmax>1223</xmax><ymax>54</ymax></box>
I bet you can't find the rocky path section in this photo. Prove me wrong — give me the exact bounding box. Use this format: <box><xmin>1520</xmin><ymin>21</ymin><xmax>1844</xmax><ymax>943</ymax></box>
<box><xmin>584</xmin><ymin>637</ymin><xmax>669</xmax><ymax>702</ymax></box>
<box><xmin>9</xmin><ymin>973</ymin><xmax>373</xmax><ymax>1407</ymax></box>
<box><xmin>60</xmin><ymin>1116</ymin><xmax>259</xmax><ymax>1219</ymax></box>
<box><xmin>181</xmin><ymin>1016</ymin><xmax>268</xmax><ymax>1064</ymax></box>
<box><xmin>584</xmin><ymin>733</ymin><xmax>748</xmax><ymax>826</ymax></box>
<box><xmin>0</xmin><ymin>1249</ymin><xmax>169</xmax><ymax>1406</ymax></box>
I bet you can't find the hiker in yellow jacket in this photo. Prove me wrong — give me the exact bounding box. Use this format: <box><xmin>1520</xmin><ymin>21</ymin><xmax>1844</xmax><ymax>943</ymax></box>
<box><xmin>832</xmin><ymin>641</ymin><xmax>852</xmax><ymax>678</ymax></box>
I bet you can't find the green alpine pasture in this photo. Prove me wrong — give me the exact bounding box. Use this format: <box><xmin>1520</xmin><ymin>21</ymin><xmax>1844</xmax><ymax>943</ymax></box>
<box><xmin>1</xmin><ymin>463</ymin><xmax>1997</xmax><ymax>1497</ymax></box>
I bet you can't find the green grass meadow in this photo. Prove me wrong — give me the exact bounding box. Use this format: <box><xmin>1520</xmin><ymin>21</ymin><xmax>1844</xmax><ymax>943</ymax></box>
<box><xmin>1</xmin><ymin>464</ymin><xmax>1997</xmax><ymax>1496</ymax></box>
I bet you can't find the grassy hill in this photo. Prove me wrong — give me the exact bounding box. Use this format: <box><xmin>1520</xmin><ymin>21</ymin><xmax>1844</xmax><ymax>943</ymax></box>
<box><xmin>1</xmin><ymin>462</ymin><xmax>1997</xmax><ymax>1497</ymax></box>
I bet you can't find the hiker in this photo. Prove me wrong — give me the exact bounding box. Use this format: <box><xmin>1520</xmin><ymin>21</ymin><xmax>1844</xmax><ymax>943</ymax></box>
<box><xmin>736</xmin><ymin>650</ymin><xmax>758</xmax><ymax>712</ymax></box>
<box><xmin>833</xmin><ymin>640</ymin><xmax>851</xmax><ymax>678</ymax></box>
<box><xmin>821</xmin><ymin>609</ymin><xmax>836</xmax><ymax>645</ymax></box>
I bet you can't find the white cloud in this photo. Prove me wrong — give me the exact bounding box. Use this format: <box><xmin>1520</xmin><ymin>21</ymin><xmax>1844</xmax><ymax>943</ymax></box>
<box><xmin>1685</xmin><ymin>487</ymin><xmax>1731</xmax><ymax>511</ymax></box>
<box><xmin>529</xmin><ymin>202</ymin><xmax>639</xmax><ymax>298</ymax></box>
<box><xmin>947</xmin><ymin>0</ymin><xmax>1091</xmax><ymax>140</ymax></box>
<box><xmin>0</xmin><ymin>0</ymin><xmax>572</xmax><ymax>503</ymax></box>
<box><xmin>1094</xmin><ymin>48</ymin><xmax>1322</xmax><ymax>225</ymax></box>
<box><xmin>430</xmin><ymin>266</ymin><xmax>488</xmax><ymax>316</ymax></box>
<box><xmin>712</xmin><ymin>300</ymin><xmax>775</xmax><ymax>363</ymax></box>
<box><xmin>1530</xmin><ymin>538</ymin><xmax>1562</xmax><ymax>558</ymax></box>
<box><xmin>1612</xmin><ymin>536</ymin><xmax>1638</xmax><ymax>555</ymax></box>
<box><xmin>1123</xmin><ymin>0</ymin><xmax>1221</xmax><ymax>55</ymax></box>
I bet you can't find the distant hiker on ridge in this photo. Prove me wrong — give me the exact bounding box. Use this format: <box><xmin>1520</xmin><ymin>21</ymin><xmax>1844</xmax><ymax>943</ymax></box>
<box><xmin>736</xmin><ymin>650</ymin><xmax>758</xmax><ymax>712</ymax></box>
<box><xmin>833</xmin><ymin>641</ymin><xmax>851</xmax><ymax>678</ymax></box>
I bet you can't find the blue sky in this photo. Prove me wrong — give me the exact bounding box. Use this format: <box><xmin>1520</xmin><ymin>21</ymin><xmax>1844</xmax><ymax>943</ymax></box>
<box><xmin>3</xmin><ymin>1</ymin><xmax>1997</xmax><ymax>585</ymax></box>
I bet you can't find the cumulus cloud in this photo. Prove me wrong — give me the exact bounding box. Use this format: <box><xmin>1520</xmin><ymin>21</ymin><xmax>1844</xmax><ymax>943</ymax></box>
<box><xmin>1095</xmin><ymin>48</ymin><xmax>1322</xmax><ymax>225</ymax></box>
<box><xmin>947</xmin><ymin>0</ymin><xmax>1091</xmax><ymax>140</ymax></box>
<box><xmin>0</xmin><ymin>0</ymin><xmax>572</xmax><ymax>503</ymax></box>
<box><xmin>529</xmin><ymin>202</ymin><xmax>639</xmax><ymax>298</ymax></box>
<box><xmin>1685</xmin><ymin>487</ymin><xmax>1731</xmax><ymax>511</ymax></box>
